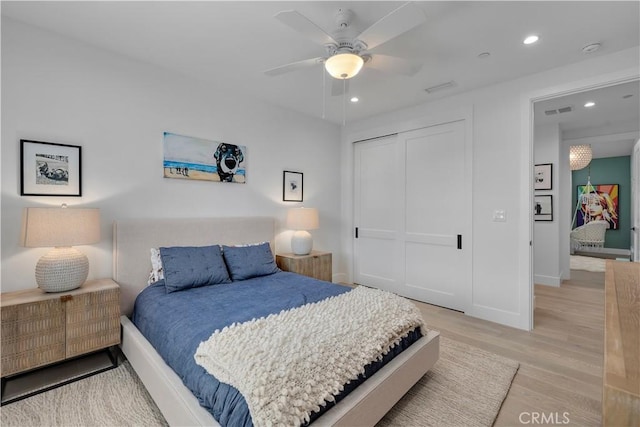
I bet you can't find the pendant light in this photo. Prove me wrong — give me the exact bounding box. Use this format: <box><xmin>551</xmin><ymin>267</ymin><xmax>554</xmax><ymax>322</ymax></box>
<box><xmin>569</xmin><ymin>145</ymin><xmax>592</xmax><ymax>171</ymax></box>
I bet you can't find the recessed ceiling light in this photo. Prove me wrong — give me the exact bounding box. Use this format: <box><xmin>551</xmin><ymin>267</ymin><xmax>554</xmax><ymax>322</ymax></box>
<box><xmin>477</xmin><ymin>52</ymin><xmax>491</xmax><ymax>59</ymax></box>
<box><xmin>523</xmin><ymin>35</ymin><xmax>539</xmax><ymax>45</ymax></box>
<box><xmin>584</xmin><ymin>101</ymin><xmax>595</xmax><ymax>108</ymax></box>
<box><xmin>350</xmin><ymin>97</ymin><xmax>359</xmax><ymax>103</ymax></box>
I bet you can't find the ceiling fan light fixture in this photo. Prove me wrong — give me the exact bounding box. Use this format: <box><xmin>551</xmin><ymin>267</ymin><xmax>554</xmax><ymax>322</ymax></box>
<box><xmin>325</xmin><ymin>53</ymin><xmax>364</xmax><ymax>79</ymax></box>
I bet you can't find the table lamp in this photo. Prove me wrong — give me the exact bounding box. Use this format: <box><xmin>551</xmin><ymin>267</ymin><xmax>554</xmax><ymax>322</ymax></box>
<box><xmin>286</xmin><ymin>207</ymin><xmax>319</xmax><ymax>255</ymax></box>
<box><xmin>21</xmin><ymin>205</ymin><xmax>100</xmax><ymax>292</ymax></box>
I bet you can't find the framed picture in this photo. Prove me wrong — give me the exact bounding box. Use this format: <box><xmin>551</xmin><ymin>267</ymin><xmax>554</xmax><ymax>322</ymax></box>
<box><xmin>163</xmin><ymin>132</ymin><xmax>246</xmax><ymax>183</ymax></box>
<box><xmin>283</xmin><ymin>171</ymin><xmax>303</xmax><ymax>202</ymax></box>
<box><xmin>20</xmin><ymin>139</ymin><xmax>82</xmax><ymax>196</ymax></box>
<box><xmin>534</xmin><ymin>163</ymin><xmax>552</xmax><ymax>190</ymax></box>
<box><xmin>576</xmin><ymin>184</ymin><xmax>619</xmax><ymax>229</ymax></box>
<box><xmin>534</xmin><ymin>195</ymin><xmax>553</xmax><ymax>221</ymax></box>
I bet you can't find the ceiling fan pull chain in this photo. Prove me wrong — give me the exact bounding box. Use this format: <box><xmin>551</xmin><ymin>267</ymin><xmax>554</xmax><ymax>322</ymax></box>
<box><xmin>322</xmin><ymin>67</ymin><xmax>326</xmax><ymax>119</ymax></box>
<box><xmin>342</xmin><ymin>78</ymin><xmax>347</xmax><ymax>126</ymax></box>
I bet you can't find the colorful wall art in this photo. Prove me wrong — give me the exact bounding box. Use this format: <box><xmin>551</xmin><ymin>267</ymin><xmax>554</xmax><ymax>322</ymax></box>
<box><xmin>576</xmin><ymin>184</ymin><xmax>619</xmax><ymax>229</ymax></box>
<box><xmin>163</xmin><ymin>132</ymin><xmax>246</xmax><ymax>183</ymax></box>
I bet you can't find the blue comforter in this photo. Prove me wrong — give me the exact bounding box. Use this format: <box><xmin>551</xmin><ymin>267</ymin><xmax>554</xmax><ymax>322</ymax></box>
<box><xmin>132</xmin><ymin>271</ymin><xmax>420</xmax><ymax>426</ymax></box>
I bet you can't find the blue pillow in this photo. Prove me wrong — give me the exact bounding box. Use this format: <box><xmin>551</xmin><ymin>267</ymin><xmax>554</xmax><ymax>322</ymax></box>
<box><xmin>222</xmin><ymin>242</ymin><xmax>279</xmax><ymax>281</ymax></box>
<box><xmin>159</xmin><ymin>245</ymin><xmax>231</xmax><ymax>293</ymax></box>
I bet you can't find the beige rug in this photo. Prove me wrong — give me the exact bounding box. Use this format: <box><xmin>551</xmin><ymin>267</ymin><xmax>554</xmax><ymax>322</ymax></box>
<box><xmin>377</xmin><ymin>337</ymin><xmax>519</xmax><ymax>427</ymax></box>
<box><xmin>1</xmin><ymin>337</ymin><xmax>518</xmax><ymax>427</ymax></box>
<box><xmin>0</xmin><ymin>362</ymin><xmax>167</xmax><ymax>427</ymax></box>
<box><xmin>570</xmin><ymin>255</ymin><xmax>606</xmax><ymax>272</ymax></box>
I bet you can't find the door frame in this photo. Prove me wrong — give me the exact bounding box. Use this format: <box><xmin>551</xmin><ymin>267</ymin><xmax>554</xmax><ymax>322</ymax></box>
<box><xmin>632</xmin><ymin>138</ymin><xmax>640</xmax><ymax>261</ymax></box>
<box><xmin>520</xmin><ymin>70</ymin><xmax>639</xmax><ymax>330</ymax></box>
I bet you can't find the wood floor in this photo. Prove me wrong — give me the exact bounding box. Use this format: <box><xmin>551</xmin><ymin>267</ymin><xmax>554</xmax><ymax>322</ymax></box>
<box><xmin>412</xmin><ymin>269</ymin><xmax>605</xmax><ymax>426</ymax></box>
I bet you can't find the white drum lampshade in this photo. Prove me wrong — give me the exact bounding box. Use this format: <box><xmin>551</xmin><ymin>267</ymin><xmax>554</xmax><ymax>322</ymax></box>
<box><xmin>569</xmin><ymin>145</ymin><xmax>592</xmax><ymax>171</ymax></box>
<box><xmin>286</xmin><ymin>208</ymin><xmax>319</xmax><ymax>255</ymax></box>
<box><xmin>22</xmin><ymin>206</ymin><xmax>100</xmax><ymax>292</ymax></box>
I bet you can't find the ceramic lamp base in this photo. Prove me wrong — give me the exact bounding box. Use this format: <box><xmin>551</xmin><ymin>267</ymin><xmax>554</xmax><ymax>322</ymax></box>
<box><xmin>291</xmin><ymin>230</ymin><xmax>313</xmax><ymax>255</ymax></box>
<box><xmin>35</xmin><ymin>247</ymin><xmax>89</xmax><ymax>292</ymax></box>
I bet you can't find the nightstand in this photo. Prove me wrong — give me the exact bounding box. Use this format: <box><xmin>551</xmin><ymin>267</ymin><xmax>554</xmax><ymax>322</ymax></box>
<box><xmin>276</xmin><ymin>251</ymin><xmax>332</xmax><ymax>282</ymax></box>
<box><xmin>1</xmin><ymin>279</ymin><xmax>120</xmax><ymax>379</ymax></box>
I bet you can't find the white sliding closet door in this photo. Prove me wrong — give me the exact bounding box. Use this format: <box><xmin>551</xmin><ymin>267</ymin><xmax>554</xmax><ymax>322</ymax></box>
<box><xmin>353</xmin><ymin>134</ymin><xmax>402</xmax><ymax>294</ymax></box>
<box><xmin>354</xmin><ymin>120</ymin><xmax>471</xmax><ymax>312</ymax></box>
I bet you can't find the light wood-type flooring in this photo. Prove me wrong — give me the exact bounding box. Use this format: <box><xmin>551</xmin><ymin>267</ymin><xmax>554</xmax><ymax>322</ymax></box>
<box><xmin>413</xmin><ymin>269</ymin><xmax>605</xmax><ymax>426</ymax></box>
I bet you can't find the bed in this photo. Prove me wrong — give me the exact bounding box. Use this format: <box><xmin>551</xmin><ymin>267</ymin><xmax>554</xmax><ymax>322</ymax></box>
<box><xmin>114</xmin><ymin>217</ymin><xmax>440</xmax><ymax>426</ymax></box>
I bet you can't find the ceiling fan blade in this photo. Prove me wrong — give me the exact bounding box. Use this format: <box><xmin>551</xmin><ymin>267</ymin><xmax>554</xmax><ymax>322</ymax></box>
<box><xmin>367</xmin><ymin>54</ymin><xmax>422</xmax><ymax>76</ymax></box>
<box><xmin>357</xmin><ymin>2</ymin><xmax>426</xmax><ymax>51</ymax></box>
<box><xmin>331</xmin><ymin>78</ymin><xmax>350</xmax><ymax>96</ymax></box>
<box><xmin>264</xmin><ymin>57</ymin><xmax>324</xmax><ymax>76</ymax></box>
<box><xmin>275</xmin><ymin>10</ymin><xmax>337</xmax><ymax>46</ymax></box>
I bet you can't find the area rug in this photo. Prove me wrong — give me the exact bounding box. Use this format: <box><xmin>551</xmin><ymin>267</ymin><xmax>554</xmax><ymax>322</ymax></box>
<box><xmin>377</xmin><ymin>337</ymin><xmax>519</xmax><ymax>427</ymax></box>
<box><xmin>0</xmin><ymin>362</ymin><xmax>167</xmax><ymax>427</ymax></box>
<box><xmin>1</xmin><ymin>337</ymin><xmax>518</xmax><ymax>427</ymax></box>
<box><xmin>570</xmin><ymin>255</ymin><xmax>606</xmax><ymax>272</ymax></box>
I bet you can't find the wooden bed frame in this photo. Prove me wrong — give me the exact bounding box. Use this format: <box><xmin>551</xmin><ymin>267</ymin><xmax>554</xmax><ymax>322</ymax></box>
<box><xmin>113</xmin><ymin>217</ymin><xmax>440</xmax><ymax>426</ymax></box>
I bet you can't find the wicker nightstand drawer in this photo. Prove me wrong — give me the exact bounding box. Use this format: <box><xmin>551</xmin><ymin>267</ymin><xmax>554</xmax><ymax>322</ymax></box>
<box><xmin>1</xmin><ymin>279</ymin><xmax>120</xmax><ymax>377</ymax></box>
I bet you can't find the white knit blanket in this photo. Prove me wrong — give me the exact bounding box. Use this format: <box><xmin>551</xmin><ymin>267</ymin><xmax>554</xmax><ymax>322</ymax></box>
<box><xmin>194</xmin><ymin>286</ymin><xmax>424</xmax><ymax>427</ymax></box>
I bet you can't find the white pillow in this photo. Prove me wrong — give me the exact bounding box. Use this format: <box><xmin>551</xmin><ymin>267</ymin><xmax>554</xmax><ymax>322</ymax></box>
<box><xmin>147</xmin><ymin>247</ymin><xmax>165</xmax><ymax>285</ymax></box>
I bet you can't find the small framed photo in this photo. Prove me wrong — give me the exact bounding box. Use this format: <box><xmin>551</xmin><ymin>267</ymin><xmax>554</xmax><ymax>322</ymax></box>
<box><xmin>20</xmin><ymin>139</ymin><xmax>82</xmax><ymax>196</ymax></box>
<box><xmin>534</xmin><ymin>195</ymin><xmax>553</xmax><ymax>221</ymax></box>
<box><xmin>283</xmin><ymin>170</ymin><xmax>303</xmax><ymax>202</ymax></box>
<box><xmin>534</xmin><ymin>163</ymin><xmax>552</xmax><ymax>190</ymax></box>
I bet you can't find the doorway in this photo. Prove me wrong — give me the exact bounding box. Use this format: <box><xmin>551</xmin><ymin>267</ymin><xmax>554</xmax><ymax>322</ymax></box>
<box><xmin>530</xmin><ymin>78</ymin><xmax>640</xmax><ymax>326</ymax></box>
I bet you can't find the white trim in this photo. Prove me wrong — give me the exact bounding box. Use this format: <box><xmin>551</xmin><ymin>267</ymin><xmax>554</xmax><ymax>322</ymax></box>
<box><xmin>521</xmin><ymin>68</ymin><xmax>640</xmax><ymax>331</ymax></box>
<box><xmin>465</xmin><ymin>304</ymin><xmax>524</xmax><ymax>330</ymax></box>
<box><xmin>534</xmin><ymin>275</ymin><xmax>561</xmax><ymax>287</ymax></box>
<box><xmin>348</xmin><ymin>106</ymin><xmax>473</xmax><ymax>144</ymax></box>
<box><xmin>332</xmin><ymin>272</ymin><xmax>348</xmax><ymax>284</ymax></box>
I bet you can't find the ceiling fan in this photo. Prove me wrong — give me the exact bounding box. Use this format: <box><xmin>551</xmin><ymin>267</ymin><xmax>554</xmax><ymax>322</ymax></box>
<box><xmin>264</xmin><ymin>2</ymin><xmax>426</xmax><ymax>95</ymax></box>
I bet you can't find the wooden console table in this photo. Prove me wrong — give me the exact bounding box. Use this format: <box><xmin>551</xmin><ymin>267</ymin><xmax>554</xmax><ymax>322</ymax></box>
<box><xmin>603</xmin><ymin>260</ymin><xmax>640</xmax><ymax>426</ymax></box>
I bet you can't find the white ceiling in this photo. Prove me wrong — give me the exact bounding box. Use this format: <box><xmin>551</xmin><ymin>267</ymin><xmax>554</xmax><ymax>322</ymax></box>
<box><xmin>535</xmin><ymin>80</ymin><xmax>640</xmax><ymax>158</ymax></box>
<box><xmin>2</xmin><ymin>1</ymin><xmax>639</xmax><ymax>130</ymax></box>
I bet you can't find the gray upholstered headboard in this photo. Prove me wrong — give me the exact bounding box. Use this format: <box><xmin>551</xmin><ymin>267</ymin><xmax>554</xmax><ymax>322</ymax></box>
<box><xmin>113</xmin><ymin>217</ymin><xmax>275</xmax><ymax>316</ymax></box>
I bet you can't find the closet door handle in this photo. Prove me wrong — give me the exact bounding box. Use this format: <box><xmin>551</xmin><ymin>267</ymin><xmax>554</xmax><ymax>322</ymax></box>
<box><xmin>457</xmin><ymin>234</ymin><xmax>462</xmax><ymax>250</ymax></box>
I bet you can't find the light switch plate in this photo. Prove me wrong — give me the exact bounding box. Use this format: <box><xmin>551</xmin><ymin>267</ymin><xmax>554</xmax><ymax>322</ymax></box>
<box><xmin>493</xmin><ymin>209</ymin><xmax>507</xmax><ymax>222</ymax></box>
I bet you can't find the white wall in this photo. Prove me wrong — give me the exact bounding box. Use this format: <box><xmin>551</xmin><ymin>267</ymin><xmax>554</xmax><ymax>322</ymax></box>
<box><xmin>1</xmin><ymin>18</ymin><xmax>343</xmax><ymax>292</ymax></box>
<box><xmin>342</xmin><ymin>47</ymin><xmax>639</xmax><ymax>330</ymax></box>
<box><xmin>533</xmin><ymin>124</ymin><xmax>561</xmax><ymax>286</ymax></box>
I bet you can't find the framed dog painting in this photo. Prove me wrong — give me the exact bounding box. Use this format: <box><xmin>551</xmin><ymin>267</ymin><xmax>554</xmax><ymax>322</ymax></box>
<box><xmin>163</xmin><ymin>132</ymin><xmax>246</xmax><ymax>183</ymax></box>
<box><xmin>20</xmin><ymin>139</ymin><xmax>82</xmax><ymax>196</ymax></box>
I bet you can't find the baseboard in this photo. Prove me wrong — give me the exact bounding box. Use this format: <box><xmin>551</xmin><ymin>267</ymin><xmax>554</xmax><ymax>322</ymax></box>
<box><xmin>333</xmin><ymin>272</ymin><xmax>348</xmax><ymax>284</ymax></box>
<box><xmin>575</xmin><ymin>247</ymin><xmax>631</xmax><ymax>259</ymax></box>
<box><xmin>534</xmin><ymin>274</ymin><xmax>561</xmax><ymax>287</ymax></box>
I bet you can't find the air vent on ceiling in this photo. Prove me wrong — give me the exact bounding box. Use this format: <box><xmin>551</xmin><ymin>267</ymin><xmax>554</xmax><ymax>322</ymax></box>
<box><xmin>544</xmin><ymin>105</ymin><xmax>573</xmax><ymax>116</ymax></box>
<box><xmin>424</xmin><ymin>81</ymin><xmax>456</xmax><ymax>94</ymax></box>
